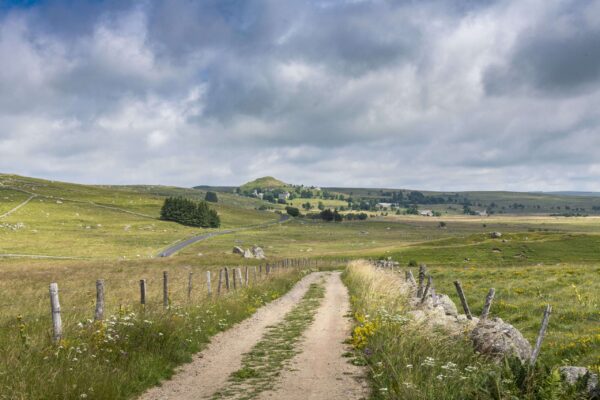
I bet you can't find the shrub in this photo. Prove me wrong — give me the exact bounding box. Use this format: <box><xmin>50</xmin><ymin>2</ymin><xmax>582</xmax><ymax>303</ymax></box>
<box><xmin>205</xmin><ymin>191</ymin><xmax>219</xmax><ymax>203</ymax></box>
<box><xmin>285</xmin><ymin>206</ymin><xmax>300</xmax><ymax>217</ymax></box>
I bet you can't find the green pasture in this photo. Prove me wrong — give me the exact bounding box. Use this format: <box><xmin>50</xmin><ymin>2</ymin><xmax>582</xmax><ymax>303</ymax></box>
<box><xmin>0</xmin><ymin>175</ymin><xmax>278</xmax><ymax>258</ymax></box>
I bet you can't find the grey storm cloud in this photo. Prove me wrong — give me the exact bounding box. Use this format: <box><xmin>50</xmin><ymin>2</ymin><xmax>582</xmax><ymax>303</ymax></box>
<box><xmin>1</xmin><ymin>0</ymin><xmax>600</xmax><ymax>190</ymax></box>
<box><xmin>483</xmin><ymin>1</ymin><xmax>600</xmax><ymax>96</ymax></box>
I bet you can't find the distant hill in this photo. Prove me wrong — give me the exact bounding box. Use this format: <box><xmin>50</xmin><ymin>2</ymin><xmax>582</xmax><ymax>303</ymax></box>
<box><xmin>240</xmin><ymin>176</ymin><xmax>290</xmax><ymax>191</ymax></box>
<box><xmin>543</xmin><ymin>191</ymin><xmax>600</xmax><ymax>197</ymax></box>
<box><xmin>326</xmin><ymin>186</ymin><xmax>600</xmax><ymax>215</ymax></box>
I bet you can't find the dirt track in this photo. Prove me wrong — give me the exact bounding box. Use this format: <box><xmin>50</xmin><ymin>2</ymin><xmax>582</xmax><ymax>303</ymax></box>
<box><xmin>258</xmin><ymin>272</ymin><xmax>369</xmax><ymax>400</ymax></box>
<box><xmin>138</xmin><ymin>271</ymin><xmax>367</xmax><ymax>400</ymax></box>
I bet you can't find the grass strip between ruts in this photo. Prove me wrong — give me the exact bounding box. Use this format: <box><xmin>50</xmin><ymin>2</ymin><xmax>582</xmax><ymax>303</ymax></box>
<box><xmin>211</xmin><ymin>278</ymin><xmax>327</xmax><ymax>399</ymax></box>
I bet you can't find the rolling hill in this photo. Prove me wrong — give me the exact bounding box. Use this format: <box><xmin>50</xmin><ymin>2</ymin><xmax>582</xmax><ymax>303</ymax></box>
<box><xmin>0</xmin><ymin>174</ymin><xmax>278</xmax><ymax>259</ymax></box>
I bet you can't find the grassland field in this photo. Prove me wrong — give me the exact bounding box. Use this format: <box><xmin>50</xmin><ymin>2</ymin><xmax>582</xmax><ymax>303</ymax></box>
<box><xmin>0</xmin><ymin>174</ymin><xmax>278</xmax><ymax>258</ymax></box>
<box><xmin>0</xmin><ymin>174</ymin><xmax>599</xmax><ymax>398</ymax></box>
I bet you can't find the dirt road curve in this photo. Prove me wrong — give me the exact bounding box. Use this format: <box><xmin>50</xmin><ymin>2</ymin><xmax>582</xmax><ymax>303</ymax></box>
<box><xmin>157</xmin><ymin>214</ymin><xmax>290</xmax><ymax>257</ymax></box>
<box><xmin>139</xmin><ymin>271</ymin><xmax>367</xmax><ymax>400</ymax></box>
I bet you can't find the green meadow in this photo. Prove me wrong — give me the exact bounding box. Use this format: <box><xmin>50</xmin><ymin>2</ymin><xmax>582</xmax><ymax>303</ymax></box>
<box><xmin>0</xmin><ymin>174</ymin><xmax>277</xmax><ymax>258</ymax></box>
<box><xmin>1</xmin><ymin>174</ymin><xmax>599</xmax><ymax>398</ymax></box>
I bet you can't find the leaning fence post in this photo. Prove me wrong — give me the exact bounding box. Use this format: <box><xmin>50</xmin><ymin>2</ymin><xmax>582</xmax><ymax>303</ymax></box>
<box><xmin>188</xmin><ymin>272</ymin><xmax>194</xmax><ymax>300</ymax></box>
<box><xmin>206</xmin><ymin>271</ymin><xmax>212</xmax><ymax>297</ymax></box>
<box><xmin>49</xmin><ymin>282</ymin><xmax>62</xmax><ymax>343</ymax></box>
<box><xmin>163</xmin><ymin>271</ymin><xmax>169</xmax><ymax>308</ymax></box>
<box><xmin>417</xmin><ymin>265</ymin><xmax>426</xmax><ymax>298</ymax></box>
<box><xmin>420</xmin><ymin>275</ymin><xmax>432</xmax><ymax>303</ymax></box>
<box><xmin>530</xmin><ymin>304</ymin><xmax>552</xmax><ymax>366</ymax></box>
<box><xmin>481</xmin><ymin>288</ymin><xmax>495</xmax><ymax>319</ymax></box>
<box><xmin>95</xmin><ymin>279</ymin><xmax>105</xmax><ymax>321</ymax></box>
<box><xmin>140</xmin><ymin>279</ymin><xmax>147</xmax><ymax>305</ymax></box>
<box><xmin>453</xmin><ymin>280</ymin><xmax>472</xmax><ymax>320</ymax></box>
<box><xmin>406</xmin><ymin>269</ymin><xmax>416</xmax><ymax>286</ymax></box>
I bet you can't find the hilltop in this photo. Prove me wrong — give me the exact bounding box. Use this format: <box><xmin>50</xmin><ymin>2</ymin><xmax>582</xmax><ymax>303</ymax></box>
<box><xmin>239</xmin><ymin>176</ymin><xmax>290</xmax><ymax>191</ymax></box>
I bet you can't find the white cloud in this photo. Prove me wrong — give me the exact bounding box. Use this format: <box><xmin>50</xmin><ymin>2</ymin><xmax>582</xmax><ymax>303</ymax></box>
<box><xmin>0</xmin><ymin>0</ymin><xmax>599</xmax><ymax>190</ymax></box>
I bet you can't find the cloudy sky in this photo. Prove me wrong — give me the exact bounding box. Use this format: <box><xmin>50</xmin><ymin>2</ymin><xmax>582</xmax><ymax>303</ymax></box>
<box><xmin>0</xmin><ymin>0</ymin><xmax>599</xmax><ymax>191</ymax></box>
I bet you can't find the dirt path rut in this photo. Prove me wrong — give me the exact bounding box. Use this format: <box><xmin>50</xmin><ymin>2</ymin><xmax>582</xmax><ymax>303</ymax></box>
<box><xmin>139</xmin><ymin>272</ymin><xmax>326</xmax><ymax>400</ymax></box>
<box><xmin>139</xmin><ymin>271</ymin><xmax>368</xmax><ymax>400</ymax></box>
<box><xmin>258</xmin><ymin>272</ymin><xmax>368</xmax><ymax>400</ymax></box>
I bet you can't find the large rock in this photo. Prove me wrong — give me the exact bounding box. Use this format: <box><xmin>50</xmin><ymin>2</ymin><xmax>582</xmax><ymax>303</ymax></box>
<box><xmin>490</xmin><ymin>231</ymin><xmax>503</xmax><ymax>238</ymax></box>
<box><xmin>243</xmin><ymin>249</ymin><xmax>254</xmax><ymax>258</ymax></box>
<box><xmin>470</xmin><ymin>317</ymin><xmax>532</xmax><ymax>363</ymax></box>
<box><xmin>252</xmin><ymin>246</ymin><xmax>266</xmax><ymax>259</ymax></box>
<box><xmin>232</xmin><ymin>246</ymin><xmax>244</xmax><ymax>255</ymax></box>
<box><xmin>436</xmin><ymin>294</ymin><xmax>458</xmax><ymax>317</ymax></box>
<box><xmin>560</xmin><ymin>366</ymin><xmax>599</xmax><ymax>398</ymax></box>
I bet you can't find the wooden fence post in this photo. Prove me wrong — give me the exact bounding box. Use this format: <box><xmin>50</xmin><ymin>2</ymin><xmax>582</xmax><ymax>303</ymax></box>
<box><xmin>530</xmin><ymin>304</ymin><xmax>552</xmax><ymax>366</ymax></box>
<box><xmin>421</xmin><ymin>275</ymin><xmax>432</xmax><ymax>303</ymax></box>
<box><xmin>140</xmin><ymin>279</ymin><xmax>147</xmax><ymax>305</ymax></box>
<box><xmin>253</xmin><ymin>266</ymin><xmax>257</xmax><ymax>284</ymax></box>
<box><xmin>188</xmin><ymin>272</ymin><xmax>194</xmax><ymax>301</ymax></box>
<box><xmin>237</xmin><ymin>268</ymin><xmax>244</xmax><ymax>287</ymax></box>
<box><xmin>481</xmin><ymin>288</ymin><xmax>495</xmax><ymax>319</ymax></box>
<box><xmin>163</xmin><ymin>271</ymin><xmax>169</xmax><ymax>308</ymax></box>
<box><xmin>224</xmin><ymin>267</ymin><xmax>230</xmax><ymax>290</ymax></box>
<box><xmin>206</xmin><ymin>271</ymin><xmax>212</xmax><ymax>297</ymax></box>
<box><xmin>417</xmin><ymin>265</ymin><xmax>426</xmax><ymax>298</ymax></box>
<box><xmin>217</xmin><ymin>269</ymin><xmax>223</xmax><ymax>295</ymax></box>
<box><xmin>95</xmin><ymin>279</ymin><xmax>105</xmax><ymax>321</ymax></box>
<box><xmin>244</xmin><ymin>266</ymin><xmax>249</xmax><ymax>286</ymax></box>
<box><xmin>49</xmin><ymin>282</ymin><xmax>62</xmax><ymax>343</ymax></box>
<box><xmin>453</xmin><ymin>280</ymin><xmax>472</xmax><ymax>320</ymax></box>
<box><xmin>406</xmin><ymin>269</ymin><xmax>416</xmax><ymax>286</ymax></box>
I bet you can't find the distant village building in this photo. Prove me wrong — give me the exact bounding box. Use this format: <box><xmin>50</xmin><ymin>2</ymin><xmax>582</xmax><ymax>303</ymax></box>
<box><xmin>419</xmin><ymin>209</ymin><xmax>433</xmax><ymax>217</ymax></box>
<box><xmin>476</xmin><ymin>210</ymin><xmax>488</xmax><ymax>217</ymax></box>
<box><xmin>278</xmin><ymin>192</ymin><xmax>290</xmax><ymax>201</ymax></box>
<box><xmin>377</xmin><ymin>202</ymin><xmax>393</xmax><ymax>209</ymax></box>
<box><xmin>252</xmin><ymin>190</ymin><xmax>264</xmax><ymax>200</ymax></box>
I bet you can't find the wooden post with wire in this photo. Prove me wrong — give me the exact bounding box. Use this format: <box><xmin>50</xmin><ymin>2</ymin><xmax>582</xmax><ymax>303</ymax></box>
<box><xmin>530</xmin><ymin>304</ymin><xmax>552</xmax><ymax>366</ymax></box>
<box><xmin>49</xmin><ymin>283</ymin><xmax>62</xmax><ymax>344</ymax></box>
<box><xmin>94</xmin><ymin>279</ymin><xmax>105</xmax><ymax>321</ymax></box>
<box><xmin>453</xmin><ymin>280</ymin><xmax>472</xmax><ymax>320</ymax></box>
<box><xmin>140</xmin><ymin>279</ymin><xmax>147</xmax><ymax>305</ymax></box>
<box><xmin>163</xmin><ymin>271</ymin><xmax>169</xmax><ymax>308</ymax></box>
<box><xmin>481</xmin><ymin>288</ymin><xmax>495</xmax><ymax>319</ymax></box>
<box><xmin>206</xmin><ymin>271</ymin><xmax>212</xmax><ymax>297</ymax></box>
<box><xmin>187</xmin><ymin>272</ymin><xmax>194</xmax><ymax>301</ymax></box>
